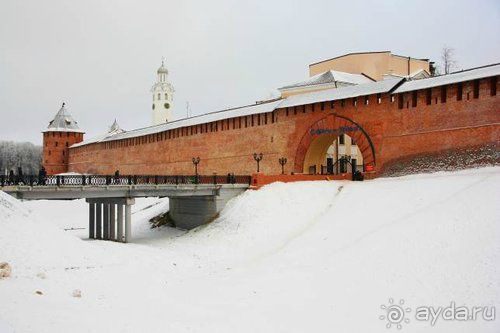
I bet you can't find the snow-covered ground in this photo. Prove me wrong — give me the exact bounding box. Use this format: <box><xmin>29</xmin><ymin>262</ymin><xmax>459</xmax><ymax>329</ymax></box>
<box><xmin>0</xmin><ymin>167</ymin><xmax>499</xmax><ymax>332</ymax></box>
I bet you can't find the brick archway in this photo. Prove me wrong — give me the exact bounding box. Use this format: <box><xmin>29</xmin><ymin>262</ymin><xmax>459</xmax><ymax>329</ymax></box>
<box><xmin>294</xmin><ymin>113</ymin><xmax>376</xmax><ymax>173</ymax></box>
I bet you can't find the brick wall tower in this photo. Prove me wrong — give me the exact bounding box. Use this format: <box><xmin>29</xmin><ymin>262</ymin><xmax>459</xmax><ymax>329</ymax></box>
<box><xmin>42</xmin><ymin>103</ymin><xmax>84</xmax><ymax>175</ymax></box>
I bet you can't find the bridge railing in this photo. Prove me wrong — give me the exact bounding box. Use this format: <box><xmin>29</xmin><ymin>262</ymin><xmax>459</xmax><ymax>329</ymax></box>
<box><xmin>0</xmin><ymin>174</ymin><xmax>252</xmax><ymax>187</ymax></box>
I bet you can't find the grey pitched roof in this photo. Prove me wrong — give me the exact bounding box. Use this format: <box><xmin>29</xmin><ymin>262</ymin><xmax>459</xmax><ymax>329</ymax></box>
<box><xmin>279</xmin><ymin>70</ymin><xmax>373</xmax><ymax>90</ymax></box>
<box><xmin>44</xmin><ymin>103</ymin><xmax>84</xmax><ymax>133</ymax></box>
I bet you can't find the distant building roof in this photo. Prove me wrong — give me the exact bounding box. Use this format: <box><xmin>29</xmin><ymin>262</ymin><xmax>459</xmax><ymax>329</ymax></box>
<box><xmin>309</xmin><ymin>51</ymin><xmax>429</xmax><ymax>67</ymax></box>
<box><xmin>44</xmin><ymin>103</ymin><xmax>84</xmax><ymax>133</ymax></box>
<box><xmin>279</xmin><ymin>70</ymin><xmax>373</xmax><ymax>91</ymax></box>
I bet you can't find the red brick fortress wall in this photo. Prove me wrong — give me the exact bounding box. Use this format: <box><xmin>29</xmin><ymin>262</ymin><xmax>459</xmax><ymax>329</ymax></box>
<box><xmin>67</xmin><ymin>76</ymin><xmax>499</xmax><ymax>177</ymax></box>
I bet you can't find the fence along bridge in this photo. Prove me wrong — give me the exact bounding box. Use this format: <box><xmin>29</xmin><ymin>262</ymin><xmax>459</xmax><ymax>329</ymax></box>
<box><xmin>1</xmin><ymin>174</ymin><xmax>251</xmax><ymax>243</ymax></box>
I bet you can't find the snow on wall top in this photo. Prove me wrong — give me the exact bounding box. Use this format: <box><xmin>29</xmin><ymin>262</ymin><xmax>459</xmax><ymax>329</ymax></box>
<box><xmin>393</xmin><ymin>63</ymin><xmax>500</xmax><ymax>93</ymax></box>
<box><xmin>72</xmin><ymin>99</ymin><xmax>283</xmax><ymax>147</ymax></box>
<box><xmin>71</xmin><ymin>63</ymin><xmax>499</xmax><ymax>148</ymax></box>
<box><xmin>279</xmin><ymin>78</ymin><xmax>403</xmax><ymax>108</ymax></box>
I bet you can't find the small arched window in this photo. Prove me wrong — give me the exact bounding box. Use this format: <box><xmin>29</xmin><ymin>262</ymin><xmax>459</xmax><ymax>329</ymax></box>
<box><xmin>164</xmin><ymin>93</ymin><xmax>168</xmax><ymax>100</ymax></box>
<box><xmin>158</xmin><ymin>93</ymin><xmax>161</xmax><ymax>100</ymax></box>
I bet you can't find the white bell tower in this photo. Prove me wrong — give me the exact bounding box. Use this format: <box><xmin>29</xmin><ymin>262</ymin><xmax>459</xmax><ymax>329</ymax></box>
<box><xmin>151</xmin><ymin>60</ymin><xmax>174</xmax><ymax>125</ymax></box>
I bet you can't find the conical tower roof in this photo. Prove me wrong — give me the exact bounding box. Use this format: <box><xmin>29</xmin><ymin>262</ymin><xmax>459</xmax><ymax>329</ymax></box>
<box><xmin>44</xmin><ymin>103</ymin><xmax>84</xmax><ymax>133</ymax></box>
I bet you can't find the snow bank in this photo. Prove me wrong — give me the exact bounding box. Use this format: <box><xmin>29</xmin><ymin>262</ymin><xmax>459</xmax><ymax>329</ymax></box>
<box><xmin>0</xmin><ymin>167</ymin><xmax>499</xmax><ymax>333</ymax></box>
<box><xmin>0</xmin><ymin>191</ymin><xmax>91</xmax><ymax>274</ymax></box>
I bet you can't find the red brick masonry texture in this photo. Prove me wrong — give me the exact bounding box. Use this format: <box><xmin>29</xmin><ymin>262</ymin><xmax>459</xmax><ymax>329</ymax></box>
<box><xmin>49</xmin><ymin>76</ymin><xmax>499</xmax><ymax>177</ymax></box>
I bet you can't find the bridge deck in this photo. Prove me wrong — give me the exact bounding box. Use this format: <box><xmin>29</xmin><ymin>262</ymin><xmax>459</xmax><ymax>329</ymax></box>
<box><xmin>1</xmin><ymin>184</ymin><xmax>249</xmax><ymax>200</ymax></box>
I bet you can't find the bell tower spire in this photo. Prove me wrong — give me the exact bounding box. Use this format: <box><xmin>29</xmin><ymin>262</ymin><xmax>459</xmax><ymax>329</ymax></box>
<box><xmin>151</xmin><ymin>59</ymin><xmax>174</xmax><ymax>125</ymax></box>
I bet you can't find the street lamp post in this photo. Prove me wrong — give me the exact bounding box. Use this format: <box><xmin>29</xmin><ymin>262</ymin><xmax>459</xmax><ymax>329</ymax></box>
<box><xmin>192</xmin><ymin>157</ymin><xmax>200</xmax><ymax>183</ymax></box>
<box><xmin>253</xmin><ymin>153</ymin><xmax>263</xmax><ymax>173</ymax></box>
<box><xmin>278</xmin><ymin>157</ymin><xmax>287</xmax><ymax>175</ymax></box>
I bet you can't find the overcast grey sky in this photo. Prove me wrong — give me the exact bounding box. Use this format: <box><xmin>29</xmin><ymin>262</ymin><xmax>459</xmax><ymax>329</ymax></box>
<box><xmin>0</xmin><ymin>0</ymin><xmax>499</xmax><ymax>144</ymax></box>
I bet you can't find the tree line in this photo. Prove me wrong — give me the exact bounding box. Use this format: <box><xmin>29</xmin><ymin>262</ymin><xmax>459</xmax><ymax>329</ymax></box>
<box><xmin>0</xmin><ymin>141</ymin><xmax>42</xmax><ymax>175</ymax></box>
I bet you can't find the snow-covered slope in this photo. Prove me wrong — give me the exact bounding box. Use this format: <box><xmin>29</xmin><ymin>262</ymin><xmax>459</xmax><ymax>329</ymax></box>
<box><xmin>0</xmin><ymin>167</ymin><xmax>499</xmax><ymax>333</ymax></box>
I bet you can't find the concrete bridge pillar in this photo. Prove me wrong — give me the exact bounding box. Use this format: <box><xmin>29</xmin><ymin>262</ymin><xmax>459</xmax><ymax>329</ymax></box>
<box><xmin>169</xmin><ymin>186</ymin><xmax>246</xmax><ymax>229</ymax></box>
<box><xmin>86</xmin><ymin>198</ymin><xmax>135</xmax><ymax>242</ymax></box>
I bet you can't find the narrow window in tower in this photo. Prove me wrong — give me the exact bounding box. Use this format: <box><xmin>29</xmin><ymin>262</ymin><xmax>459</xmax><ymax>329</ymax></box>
<box><xmin>377</xmin><ymin>93</ymin><xmax>382</xmax><ymax>104</ymax></box>
<box><xmin>233</xmin><ymin>118</ymin><xmax>235</xmax><ymax>129</ymax></box>
<box><xmin>440</xmin><ymin>86</ymin><xmax>447</xmax><ymax>103</ymax></box>
<box><xmin>294</xmin><ymin>106</ymin><xmax>297</xmax><ymax>115</ymax></box>
<box><xmin>339</xmin><ymin>134</ymin><xmax>345</xmax><ymax>145</ymax></box>
<box><xmin>364</xmin><ymin>96</ymin><xmax>369</xmax><ymax>105</ymax></box>
<box><xmin>165</xmin><ymin>93</ymin><xmax>168</xmax><ymax>100</ymax></box>
<box><xmin>265</xmin><ymin>113</ymin><xmax>268</xmax><ymax>125</ymax></box>
<box><xmin>271</xmin><ymin>111</ymin><xmax>275</xmax><ymax>123</ymax></box>
<box><xmin>490</xmin><ymin>77</ymin><xmax>497</xmax><ymax>96</ymax></box>
<box><xmin>412</xmin><ymin>91</ymin><xmax>418</xmax><ymax>107</ymax></box>
<box><xmin>398</xmin><ymin>93</ymin><xmax>404</xmax><ymax>109</ymax></box>
<box><xmin>303</xmin><ymin>105</ymin><xmax>306</xmax><ymax>113</ymax></box>
<box><xmin>473</xmin><ymin>79</ymin><xmax>480</xmax><ymax>98</ymax></box>
<box><xmin>257</xmin><ymin>114</ymin><xmax>261</xmax><ymax>126</ymax></box>
<box><xmin>330</xmin><ymin>100</ymin><xmax>335</xmax><ymax>109</ymax></box>
<box><xmin>158</xmin><ymin>93</ymin><xmax>161</xmax><ymax>100</ymax></box>
<box><xmin>311</xmin><ymin>104</ymin><xmax>315</xmax><ymax>112</ymax></box>
<box><xmin>55</xmin><ymin>142</ymin><xmax>58</xmax><ymax>147</ymax></box>
<box><xmin>426</xmin><ymin>89</ymin><xmax>432</xmax><ymax>105</ymax></box>
<box><xmin>341</xmin><ymin>100</ymin><xmax>345</xmax><ymax>107</ymax></box>
<box><xmin>251</xmin><ymin>115</ymin><xmax>254</xmax><ymax>126</ymax></box>
<box><xmin>286</xmin><ymin>107</ymin><xmax>289</xmax><ymax>116</ymax></box>
<box><xmin>353</xmin><ymin>97</ymin><xmax>357</xmax><ymax>107</ymax></box>
<box><xmin>390</xmin><ymin>95</ymin><xmax>395</xmax><ymax>103</ymax></box>
<box><xmin>457</xmin><ymin>82</ymin><xmax>463</xmax><ymax>101</ymax></box>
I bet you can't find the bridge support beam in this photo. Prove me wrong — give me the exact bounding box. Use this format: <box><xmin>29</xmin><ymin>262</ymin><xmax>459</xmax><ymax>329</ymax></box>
<box><xmin>168</xmin><ymin>187</ymin><xmax>246</xmax><ymax>229</ymax></box>
<box><xmin>86</xmin><ymin>198</ymin><xmax>135</xmax><ymax>242</ymax></box>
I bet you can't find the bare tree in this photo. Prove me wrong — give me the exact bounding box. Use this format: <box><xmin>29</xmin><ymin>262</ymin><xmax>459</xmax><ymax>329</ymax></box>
<box><xmin>441</xmin><ymin>46</ymin><xmax>457</xmax><ymax>74</ymax></box>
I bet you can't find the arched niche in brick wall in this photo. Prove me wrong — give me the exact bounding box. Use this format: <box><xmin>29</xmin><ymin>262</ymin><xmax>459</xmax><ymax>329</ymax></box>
<box><xmin>294</xmin><ymin>113</ymin><xmax>376</xmax><ymax>173</ymax></box>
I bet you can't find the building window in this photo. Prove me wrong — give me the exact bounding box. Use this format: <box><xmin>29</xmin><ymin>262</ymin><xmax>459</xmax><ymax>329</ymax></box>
<box><xmin>412</xmin><ymin>91</ymin><xmax>417</xmax><ymax>107</ymax></box>
<box><xmin>271</xmin><ymin>112</ymin><xmax>275</xmax><ymax>123</ymax></box>
<box><xmin>339</xmin><ymin>134</ymin><xmax>345</xmax><ymax>145</ymax></box>
<box><xmin>353</xmin><ymin>97</ymin><xmax>357</xmax><ymax>107</ymax></box>
<box><xmin>55</xmin><ymin>142</ymin><xmax>58</xmax><ymax>147</ymax></box>
<box><xmin>294</xmin><ymin>106</ymin><xmax>297</xmax><ymax>115</ymax></box>
<box><xmin>48</xmin><ymin>150</ymin><xmax>51</xmax><ymax>156</ymax></box>
<box><xmin>426</xmin><ymin>89</ymin><xmax>432</xmax><ymax>105</ymax></box>
<box><xmin>491</xmin><ymin>76</ymin><xmax>497</xmax><ymax>96</ymax></box>
<box><xmin>286</xmin><ymin>107</ymin><xmax>289</xmax><ymax>116</ymax></box>
<box><xmin>473</xmin><ymin>80</ymin><xmax>480</xmax><ymax>98</ymax></box>
<box><xmin>377</xmin><ymin>93</ymin><xmax>382</xmax><ymax>104</ymax></box>
<box><xmin>321</xmin><ymin>102</ymin><xmax>325</xmax><ymax>111</ymax></box>
<box><xmin>158</xmin><ymin>93</ymin><xmax>161</xmax><ymax>100</ymax></box>
<box><xmin>66</xmin><ymin>142</ymin><xmax>69</xmax><ymax>147</ymax></box>
<box><xmin>390</xmin><ymin>95</ymin><xmax>395</xmax><ymax>103</ymax></box>
<box><xmin>341</xmin><ymin>100</ymin><xmax>345</xmax><ymax>107</ymax></box>
<box><xmin>457</xmin><ymin>82</ymin><xmax>463</xmax><ymax>101</ymax></box>
<box><xmin>330</xmin><ymin>100</ymin><xmax>335</xmax><ymax>109</ymax></box>
<box><xmin>164</xmin><ymin>93</ymin><xmax>168</xmax><ymax>99</ymax></box>
<box><xmin>364</xmin><ymin>96</ymin><xmax>369</xmax><ymax>105</ymax></box>
<box><xmin>398</xmin><ymin>93</ymin><xmax>404</xmax><ymax>109</ymax></box>
<box><xmin>441</xmin><ymin>86</ymin><xmax>447</xmax><ymax>103</ymax></box>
